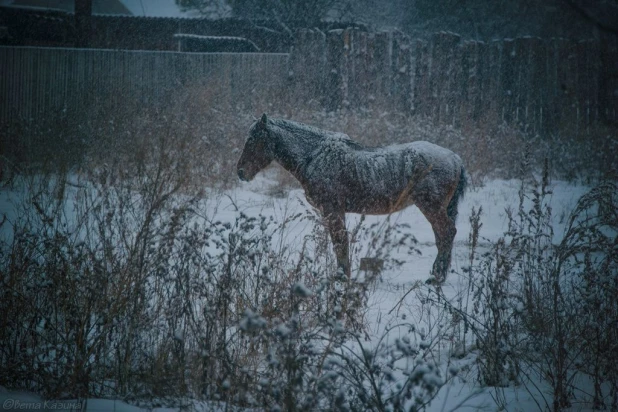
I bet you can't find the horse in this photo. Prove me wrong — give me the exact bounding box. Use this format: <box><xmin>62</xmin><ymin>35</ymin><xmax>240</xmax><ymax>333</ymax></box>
<box><xmin>237</xmin><ymin>114</ymin><xmax>467</xmax><ymax>284</ymax></box>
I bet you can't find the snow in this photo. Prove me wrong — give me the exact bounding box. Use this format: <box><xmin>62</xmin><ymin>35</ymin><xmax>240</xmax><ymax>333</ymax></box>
<box><xmin>0</xmin><ymin>387</ymin><xmax>239</xmax><ymax>411</ymax></box>
<box><xmin>229</xmin><ymin>173</ymin><xmax>591</xmax><ymax>411</ymax></box>
<box><xmin>292</xmin><ymin>281</ymin><xmax>313</xmax><ymax>297</ymax></box>
<box><xmin>0</xmin><ymin>382</ymin><xmax>531</xmax><ymax>412</ymax></box>
<box><xmin>0</xmin><ymin>173</ymin><xmax>594</xmax><ymax>411</ymax></box>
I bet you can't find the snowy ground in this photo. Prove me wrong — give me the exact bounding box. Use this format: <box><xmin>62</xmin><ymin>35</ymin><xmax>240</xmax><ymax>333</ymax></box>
<box><xmin>0</xmin><ymin>173</ymin><xmax>591</xmax><ymax>411</ymax></box>
<box><xmin>215</xmin><ymin>174</ymin><xmax>590</xmax><ymax>412</ymax></box>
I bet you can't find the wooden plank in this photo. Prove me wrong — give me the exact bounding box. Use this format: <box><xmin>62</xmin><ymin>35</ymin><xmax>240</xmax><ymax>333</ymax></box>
<box><xmin>306</xmin><ymin>30</ymin><xmax>327</xmax><ymax>107</ymax></box>
<box><xmin>482</xmin><ymin>40</ymin><xmax>502</xmax><ymax>127</ymax></box>
<box><xmin>587</xmin><ymin>41</ymin><xmax>601</xmax><ymax>126</ymax></box>
<box><xmin>448</xmin><ymin>37</ymin><xmax>464</xmax><ymax>127</ymax></box>
<box><xmin>459</xmin><ymin>40</ymin><xmax>479</xmax><ymax>128</ymax></box>
<box><xmin>325</xmin><ymin>29</ymin><xmax>345</xmax><ymax>110</ymax></box>
<box><xmin>349</xmin><ymin>29</ymin><xmax>365</xmax><ymax>109</ymax></box>
<box><xmin>426</xmin><ymin>34</ymin><xmax>439</xmax><ymax>121</ymax></box>
<box><xmin>0</xmin><ymin>48</ymin><xmax>7</xmax><ymax>121</ymax></box>
<box><xmin>527</xmin><ymin>37</ymin><xmax>546</xmax><ymax>135</ymax></box>
<box><xmin>430</xmin><ymin>32</ymin><xmax>461</xmax><ymax>125</ymax></box>
<box><xmin>578</xmin><ymin>40</ymin><xmax>601</xmax><ymax>131</ymax></box>
<box><xmin>557</xmin><ymin>39</ymin><xmax>579</xmax><ymax>132</ymax></box>
<box><xmin>414</xmin><ymin>39</ymin><xmax>431</xmax><ymax>118</ymax></box>
<box><xmin>288</xmin><ymin>30</ymin><xmax>306</xmax><ymax>102</ymax></box>
<box><xmin>600</xmin><ymin>34</ymin><xmax>618</xmax><ymax>124</ymax></box>
<box><xmin>5</xmin><ymin>47</ymin><xmax>14</xmax><ymax>120</ymax></box>
<box><xmin>408</xmin><ymin>38</ymin><xmax>421</xmax><ymax>115</ymax></box>
<box><xmin>391</xmin><ymin>31</ymin><xmax>410</xmax><ymax>113</ymax></box>
<box><xmin>371</xmin><ymin>32</ymin><xmax>391</xmax><ymax>110</ymax></box>
<box><xmin>360</xmin><ymin>31</ymin><xmax>376</xmax><ymax>109</ymax></box>
<box><xmin>544</xmin><ymin>39</ymin><xmax>560</xmax><ymax>134</ymax></box>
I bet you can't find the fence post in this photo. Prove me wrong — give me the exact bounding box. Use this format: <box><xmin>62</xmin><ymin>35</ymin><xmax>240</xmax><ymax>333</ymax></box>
<box><xmin>408</xmin><ymin>38</ymin><xmax>421</xmax><ymax>116</ymax></box>
<box><xmin>391</xmin><ymin>31</ymin><xmax>411</xmax><ymax>113</ymax></box>
<box><xmin>413</xmin><ymin>39</ymin><xmax>431</xmax><ymax>118</ymax></box>
<box><xmin>323</xmin><ymin>29</ymin><xmax>346</xmax><ymax>110</ymax></box>
<box><xmin>499</xmin><ymin>39</ymin><xmax>516</xmax><ymax>126</ymax></box>
<box><xmin>600</xmin><ymin>33</ymin><xmax>618</xmax><ymax>125</ymax></box>
<box><xmin>290</xmin><ymin>29</ymin><xmax>327</xmax><ymax>109</ymax></box>
<box><xmin>528</xmin><ymin>37</ymin><xmax>547</xmax><ymax>135</ymax></box>
<box><xmin>349</xmin><ymin>29</ymin><xmax>368</xmax><ymax>109</ymax></box>
<box><xmin>459</xmin><ymin>40</ymin><xmax>481</xmax><ymax>128</ymax></box>
<box><xmin>371</xmin><ymin>32</ymin><xmax>391</xmax><ymax>110</ymax></box>
<box><xmin>557</xmin><ymin>39</ymin><xmax>580</xmax><ymax>134</ymax></box>
<box><xmin>429</xmin><ymin>32</ymin><xmax>461</xmax><ymax>125</ymax></box>
<box><xmin>577</xmin><ymin>40</ymin><xmax>602</xmax><ymax>132</ymax></box>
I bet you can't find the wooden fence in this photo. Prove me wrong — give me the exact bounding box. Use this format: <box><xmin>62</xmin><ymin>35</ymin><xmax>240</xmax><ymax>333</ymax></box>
<box><xmin>0</xmin><ymin>46</ymin><xmax>289</xmax><ymax>123</ymax></box>
<box><xmin>2</xmin><ymin>31</ymin><xmax>617</xmax><ymax>135</ymax></box>
<box><xmin>290</xmin><ymin>29</ymin><xmax>618</xmax><ymax>135</ymax></box>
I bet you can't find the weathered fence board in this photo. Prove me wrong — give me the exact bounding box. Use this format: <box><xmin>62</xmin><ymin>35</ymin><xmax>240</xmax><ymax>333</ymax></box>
<box><xmin>0</xmin><ymin>46</ymin><xmax>289</xmax><ymax>123</ymax></box>
<box><xmin>293</xmin><ymin>29</ymin><xmax>617</xmax><ymax>135</ymax></box>
<box><xmin>601</xmin><ymin>35</ymin><xmax>618</xmax><ymax>124</ymax></box>
<box><xmin>2</xmin><ymin>30</ymin><xmax>617</xmax><ymax>136</ymax></box>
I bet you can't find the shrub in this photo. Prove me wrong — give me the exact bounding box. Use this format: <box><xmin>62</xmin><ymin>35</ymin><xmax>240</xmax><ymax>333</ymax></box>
<box><xmin>0</xmin><ymin>149</ymin><xmax>446</xmax><ymax>410</ymax></box>
<box><xmin>442</xmin><ymin>161</ymin><xmax>618</xmax><ymax>411</ymax></box>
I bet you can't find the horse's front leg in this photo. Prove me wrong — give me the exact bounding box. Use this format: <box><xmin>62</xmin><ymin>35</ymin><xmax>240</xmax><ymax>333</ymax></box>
<box><xmin>429</xmin><ymin>212</ymin><xmax>456</xmax><ymax>284</ymax></box>
<box><xmin>324</xmin><ymin>210</ymin><xmax>350</xmax><ymax>280</ymax></box>
<box><xmin>324</xmin><ymin>209</ymin><xmax>352</xmax><ymax>321</ymax></box>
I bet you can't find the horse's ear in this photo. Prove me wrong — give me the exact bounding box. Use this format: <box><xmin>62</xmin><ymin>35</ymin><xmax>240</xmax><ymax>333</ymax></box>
<box><xmin>257</xmin><ymin>113</ymin><xmax>268</xmax><ymax>129</ymax></box>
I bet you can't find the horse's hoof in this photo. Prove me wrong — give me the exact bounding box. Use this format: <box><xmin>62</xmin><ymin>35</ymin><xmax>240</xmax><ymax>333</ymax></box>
<box><xmin>425</xmin><ymin>276</ymin><xmax>443</xmax><ymax>286</ymax></box>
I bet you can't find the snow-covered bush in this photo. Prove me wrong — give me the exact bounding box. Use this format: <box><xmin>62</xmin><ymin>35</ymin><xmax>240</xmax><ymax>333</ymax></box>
<box><xmin>446</xmin><ymin>161</ymin><xmax>618</xmax><ymax>410</ymax></box>
<box><xmin>0</xmin><ymin>145</ymin><xmax>444</xmax><ymax>410</ymax></box>
<box><xmin>235</xmin><ymin>297</ymin><xmax>445</xmax><ymax>411</ymax></box>
<box><xmin>0</xmin><ymin>127</ymin><xmax>201</xmax><ymax>399</ymax></box>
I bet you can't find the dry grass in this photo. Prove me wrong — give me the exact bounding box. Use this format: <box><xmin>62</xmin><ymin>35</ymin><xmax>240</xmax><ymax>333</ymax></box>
<box><xmin>1</xmin><ymin>77</ymin><xmax>615</xmax><ymax>194</ymax></box>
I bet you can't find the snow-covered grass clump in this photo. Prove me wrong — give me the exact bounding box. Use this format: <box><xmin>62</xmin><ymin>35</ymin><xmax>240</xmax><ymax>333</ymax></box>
<box><xmin>0</xmin><ymin>158</ymin><xmax>616</xmax><ymax>410</ymax></box>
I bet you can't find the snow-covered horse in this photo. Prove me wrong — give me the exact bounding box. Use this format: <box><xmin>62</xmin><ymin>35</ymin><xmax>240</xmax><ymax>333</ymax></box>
<box><xmin>237</xmin><ymin>114</ymin><xmax>467</xmax><ymax>284</ymax></box>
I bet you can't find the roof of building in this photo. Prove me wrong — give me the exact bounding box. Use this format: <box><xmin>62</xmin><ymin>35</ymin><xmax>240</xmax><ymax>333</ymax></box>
<box><xmin>6</xmin><ymin>0</ymin><xmax>132</xmax><ymax>15</ymax></box>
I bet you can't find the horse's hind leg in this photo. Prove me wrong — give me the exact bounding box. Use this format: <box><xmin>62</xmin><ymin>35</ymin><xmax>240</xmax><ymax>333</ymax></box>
<box><xmin>323</xmin><ymin>209</ymin><xmax>350</xmax><ymax>280</ymax></box>
<box><xmin>420</xmin><ymin>207</ymin><xmax>457</xmax><ymax>284</ymax></box>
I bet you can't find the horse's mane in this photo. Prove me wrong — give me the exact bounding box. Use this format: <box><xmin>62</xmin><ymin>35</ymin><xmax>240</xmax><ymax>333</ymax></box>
<box><xmin>269</xmin><ymin>118</ymin><xmax>364</xmax><ymax>150</ymax></box>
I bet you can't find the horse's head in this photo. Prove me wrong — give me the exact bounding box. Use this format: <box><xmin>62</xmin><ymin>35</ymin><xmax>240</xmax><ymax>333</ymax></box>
<box><xmin>237</xmin><ymin>113</ymin><xmax>275</xmax><ymax>181</ymax></box>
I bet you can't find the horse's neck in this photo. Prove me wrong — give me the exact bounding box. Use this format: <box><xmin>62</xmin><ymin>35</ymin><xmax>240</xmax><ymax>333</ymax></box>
<box><xmin>271</xmin><ymin>125</ymin><xmax>318</xmax><ymax>181</ymax></box>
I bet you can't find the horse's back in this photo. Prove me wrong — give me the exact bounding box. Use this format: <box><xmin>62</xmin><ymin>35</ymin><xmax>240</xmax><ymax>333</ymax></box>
<box><xmin>404</xmin><ymin>141</ymin><xmax>463</xmax><ymax>209</ymax></box>
<box><xmin>406</xmin><ymin>141</ymin><xmax>462</xmax><ymax>167</ymax></box>
<box><xmin>362</xmin><ymin>140</ymin><xmax>462</xmax><ymax>210</ymax></box>
<box><xmin>330</xmin><ymin>140</ymin><xmax>461</xmax><ymax>214</ymax></box>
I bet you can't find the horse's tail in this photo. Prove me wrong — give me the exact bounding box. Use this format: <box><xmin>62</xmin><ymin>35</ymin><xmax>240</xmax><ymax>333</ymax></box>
<box><xmin>447</xmin><ymin>165</ymin><xmax>467</xmax><ymax>223</ymax></box>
